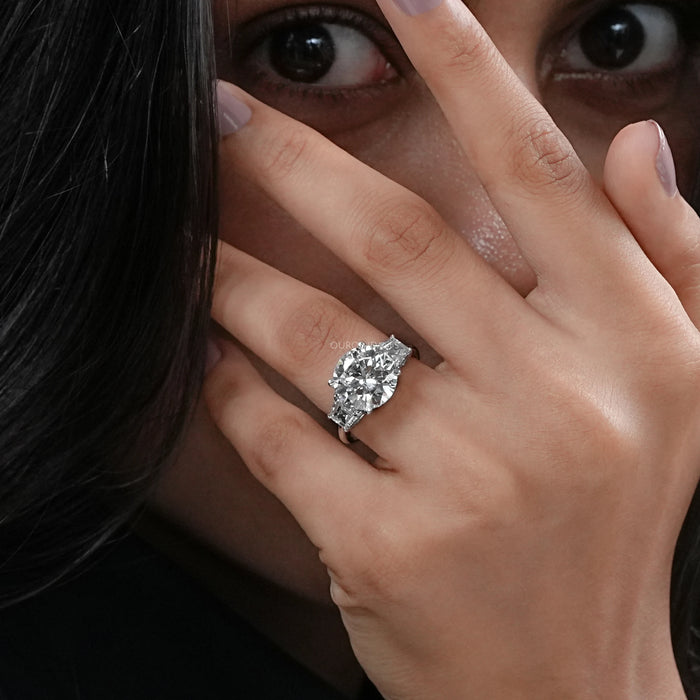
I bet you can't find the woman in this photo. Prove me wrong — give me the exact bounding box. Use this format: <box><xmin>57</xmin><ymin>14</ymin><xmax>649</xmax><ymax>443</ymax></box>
<box><xmin>191</xmin><ymin>0</ymin><xmax>700</xmax><ymax>695</ymax></box>
<box><xmin>2</xmin><ymin>0</ymin><xmax>700</xmax><ymax>697</ymax></box>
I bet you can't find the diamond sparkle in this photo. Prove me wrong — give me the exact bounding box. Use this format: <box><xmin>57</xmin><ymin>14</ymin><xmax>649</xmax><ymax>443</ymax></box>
<box><xmin>328</xmin><ymin>336</ymin><xmax>412</xmax><ymax>431</ymax></box>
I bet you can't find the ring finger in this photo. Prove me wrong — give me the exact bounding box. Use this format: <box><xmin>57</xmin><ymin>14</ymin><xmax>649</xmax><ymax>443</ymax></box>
<box><xmin>213</xmin><ymin>241</ymin><xmax>447</xmax><ymax>461</ymax></box>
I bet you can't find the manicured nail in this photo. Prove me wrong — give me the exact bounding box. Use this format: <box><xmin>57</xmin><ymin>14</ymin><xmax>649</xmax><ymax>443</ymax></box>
<box><xmin>649</xmin><ymin>120</ymin><xmax>677</xmax><ymax>198</ymax></box>
<box><xmin>216</xmin><ymin>82</ymin><xmax>251</xmax><ymax>136</ymax></box>
<box><xmin>205</xmin><ymin>337</ymin><xmax>223</xmax><ymax>374</ymax></box>
<box><xmin>391</xmin><ymin>0</ymin><xmax>443</xmax><ymax>16</ymax></box>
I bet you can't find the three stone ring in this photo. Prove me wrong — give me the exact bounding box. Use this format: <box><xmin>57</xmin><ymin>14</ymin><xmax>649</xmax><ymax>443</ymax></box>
<box><xmin>328</xmin><ymin>336</ymin><xmax>414</xmax><ymax>442</ymax></box>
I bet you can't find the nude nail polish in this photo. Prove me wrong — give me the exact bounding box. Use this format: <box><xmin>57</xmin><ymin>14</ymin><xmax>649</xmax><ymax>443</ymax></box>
<box><xmin>391</xmin><ymin>0</ymin><xmax>443</xmax><ymax>16</ymax></box>
<box><xmin>650</xmin><ymin>120</ymin><xmax>678</xmax><ymax>198</ymax></box>
<box><xmin>216</xmin><ymin>82</ymin><xmax>251</xmax><ymax>135</ymax></box>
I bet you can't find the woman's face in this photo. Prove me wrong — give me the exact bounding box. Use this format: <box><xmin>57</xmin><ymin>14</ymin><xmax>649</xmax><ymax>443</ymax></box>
<box><xmin>154</xmin><ymin>0</ymin><xmax>700</xmax><ymax>602</ymax></box>
<box><xmin>215</xmin><ymin>0</ymin><xmax>699</xmax><ymax>295</ymax></box>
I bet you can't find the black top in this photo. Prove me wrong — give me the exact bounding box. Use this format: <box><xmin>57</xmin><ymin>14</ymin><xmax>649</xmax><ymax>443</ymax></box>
<box><xmin>0</xmin><ymin>534</ymin><xmax>381</xmax><ymax>700</ymax></box>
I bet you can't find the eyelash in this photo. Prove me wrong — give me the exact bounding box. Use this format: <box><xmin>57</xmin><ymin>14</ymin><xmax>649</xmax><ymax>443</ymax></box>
<box><xmin>230</xmin><ymin>1</ymin><xmax>700</xmax><ymax>105</ymax></box>
<box><xmin>230</xmin><ymin>5</ymin><xmax>404</xmax><ymax>100</ymax></box>
<box><xmin>551</xmin><ymin>0</ymin><xmax>700</xmax><ymax>66</ymax></box>
<box><xmin>544</xmin><ymin>0</ymin><xmax>699</xmax><ymax>100</ymax></box>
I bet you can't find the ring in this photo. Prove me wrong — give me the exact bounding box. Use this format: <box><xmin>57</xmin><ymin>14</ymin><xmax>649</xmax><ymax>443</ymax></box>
<box><xmin>328</xmin><ymin>335</ymin><xmax>413</xmax><ymax>439</ymax></box>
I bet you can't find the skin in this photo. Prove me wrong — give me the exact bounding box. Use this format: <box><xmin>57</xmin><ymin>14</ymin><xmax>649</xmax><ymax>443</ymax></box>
<box><xmin>143</xmin><ymin>0</ymin><xmax>700</xmax><ymax>696</ymax></box>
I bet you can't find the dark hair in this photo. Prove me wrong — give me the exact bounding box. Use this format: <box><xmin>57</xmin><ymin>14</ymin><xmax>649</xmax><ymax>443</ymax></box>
<box><xmin>0</xmin><ymin>0</ymin><xmax>217</xmax><ymax>607</ymax></box>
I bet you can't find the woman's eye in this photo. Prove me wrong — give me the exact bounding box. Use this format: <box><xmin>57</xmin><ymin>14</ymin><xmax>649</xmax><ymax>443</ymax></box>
<box><xmin>246</xmin><ymin>21</ymin><xmax>397</xmax><ymax>87</ymax></box>
<box><xmin>225</xmin><ymin>7</ymin><xmax>408</xmax><ymax>134</ymax></box>
<box><xmin>562</xmin><ymin>3</ymin><xmax>681</xmax><ymax>73</ymax></box>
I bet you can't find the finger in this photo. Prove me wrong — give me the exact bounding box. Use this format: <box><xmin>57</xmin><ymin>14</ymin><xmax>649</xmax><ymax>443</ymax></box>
<box><xmin>213</xmin><ymin>241</ymin><xmax>440</xmax><ymax>460</ymax></box>
<box><xmin>204</xmin><ymin>337</ymin><xmax>385</xmax><ymax>550</ymax></box>
<box><xmin>373</xmin><ymin>0</ymin><xmax>642</xmax><ymax>292</ymax></box>
<box><xmin>216</xmin><ymin>81</ymin><xmax>541</xmax><ymax>373</ymax></box>
<box><xmin>604</xmin><ymin>121</ymin><xmax>700</xmax><ymax>326</ymax></box>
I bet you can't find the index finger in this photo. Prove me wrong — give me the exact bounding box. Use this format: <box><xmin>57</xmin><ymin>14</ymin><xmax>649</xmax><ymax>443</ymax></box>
<box><xmin>375</xmin><ymin>0</ymin><xmax>641</xmax><ymax>289</ymax></box>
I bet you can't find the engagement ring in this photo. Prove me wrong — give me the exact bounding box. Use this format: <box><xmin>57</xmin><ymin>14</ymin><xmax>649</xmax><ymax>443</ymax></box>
<box><xmin>328</xmin><ymin>335</ymin><xmax>413</xmax><ymax>438</ymax></box>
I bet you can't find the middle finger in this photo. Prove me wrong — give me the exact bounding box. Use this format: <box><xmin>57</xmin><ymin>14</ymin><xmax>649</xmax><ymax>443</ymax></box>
<box><xmin>375</xmin><ymin>0</ymin><xmax>644</xmax><ymax>292</ymax></box>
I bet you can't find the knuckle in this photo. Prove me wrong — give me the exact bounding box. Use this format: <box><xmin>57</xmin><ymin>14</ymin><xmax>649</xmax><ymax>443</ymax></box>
<box><xmin>328</xmin><ymin>578</ymin><xmax>356</xmax><ymax>611</ymax></box>
<box><xmin>428</xmin><ymin>19</ymin><xmax>497</xmax><ymax>86</ymax></box>
<box><xmin>248</xmin><ymin>412</ymin><xmax>310</xmax><ymax>482</ymax></box>
<box><xmin>360</xmin><ymin>198</ymin><xmax>452</xmax><ymax>282</ymax></box>
<box><xmin>580</xmin><ymin>411</ymin><xmax>637</xmax><ymax>470</ymax></box>
<box><xmin>256</xmin><ymin>125</ymin><xmax>309</xmax><ymax>183</ymax></box>
<box><xmin>328</xmin><ymin>571</ymin><xmax>382</xmax><ymax>614</ymax></box>
<box><xmin>352</xmin><ymin>522</ymin><xmax>416</xmax><ymax>601</ymax></box>
<box><xmin>508</xmin><ymin>118</ymin><xmax>588</xmax><ymax>199</ymax></box>
<box><xmin>326</xmin><ymin>523</ymin><xmax>413</xmax><ymax>607</ymax></box>
<box><xmin>278</xmin><ymin>295</ymin><xmax>348</xmax><ymax>366</ymax></box>
<box><xmin>551</xmin><ymin>385</ymin><xmax>639</xmax><ymax>485</ymax></box>
<box><xmin>443</xmin><ymin>31</ymin><xmax>493</xmax><ymax>76</ymax></box>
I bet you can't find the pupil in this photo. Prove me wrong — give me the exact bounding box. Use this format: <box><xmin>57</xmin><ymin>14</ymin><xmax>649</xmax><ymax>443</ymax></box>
<box><xmin>269</xmin><ymin>23</ymin><xmax>335</xmax><ymax>83</ymax></box>
<box><xmin>579</xmin><ymin>7</ymin><xmax>645</xmax><ymax>69</ymax></box>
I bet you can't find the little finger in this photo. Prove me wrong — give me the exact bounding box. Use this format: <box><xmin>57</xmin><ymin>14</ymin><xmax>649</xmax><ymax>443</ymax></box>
<box><xmin>204</xmin><ymin>337</ymin><xmax>387</xmax><ymax>551</ymax></box>
<box><xmin>604</xmin><ymin>121</ymin><xmax>700</xmax><ymax>326</ymax></box>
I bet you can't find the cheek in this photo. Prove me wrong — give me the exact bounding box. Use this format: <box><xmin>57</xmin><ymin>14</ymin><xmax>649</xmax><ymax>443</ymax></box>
<box><xmin>553</xmin><ymin>108</ymin><xmax>700</xmax><ymax>203</ymax></box>
<box><xmin>334</xmin><ymin>90</ymin><xmax>538</xmax><ymax>295</ymax></box>
<box><xmin>218</xmin><ymin>172</ymin><xmax>376</xmax><ymax>311</ymax></box>
<box><xmin>545</xmin><ymin>71</ymin><xmax>700</xmax><ymax>199</ymax></box>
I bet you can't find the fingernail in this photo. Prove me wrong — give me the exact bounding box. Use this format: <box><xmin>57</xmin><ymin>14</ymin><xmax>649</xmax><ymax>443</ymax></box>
<box><xmin>205</xmin><ymin>337</ymin><xmax>223</xmax><ymax>374</ymax></box>
<box><xmin>391</xmin><ymin>0</ymin><xmax>443</xmax><ymax>16</ymax></box>
<box><xmin>216</xmin><ymin>81</ymin><xmax>251</xmax><ymax>136</ymax></box>
<box><xmin>649</xmin><ymin>120</ymin><xmax>677</xmax><ymax>198</ymax></box>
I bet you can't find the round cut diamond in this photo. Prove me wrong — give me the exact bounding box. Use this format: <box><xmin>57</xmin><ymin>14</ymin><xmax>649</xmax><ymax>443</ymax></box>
<box><xmin>328</xmin><ymin>336</ymin><xmax>412</xmax><ymax>431</ymax></box>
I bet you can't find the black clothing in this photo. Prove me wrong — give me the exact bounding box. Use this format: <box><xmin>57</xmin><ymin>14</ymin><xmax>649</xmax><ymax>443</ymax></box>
<box><xmin>0</xmin><ymin>535</ymin><xmax>381</xmax><ymax>700</ymax></box>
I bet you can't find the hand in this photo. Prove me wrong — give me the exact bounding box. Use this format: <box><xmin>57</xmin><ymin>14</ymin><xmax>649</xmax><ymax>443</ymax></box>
<box><xmin>206</xmin><ymin>0</ymin><xmax>700</xmax><ymax>697</ymax></box>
